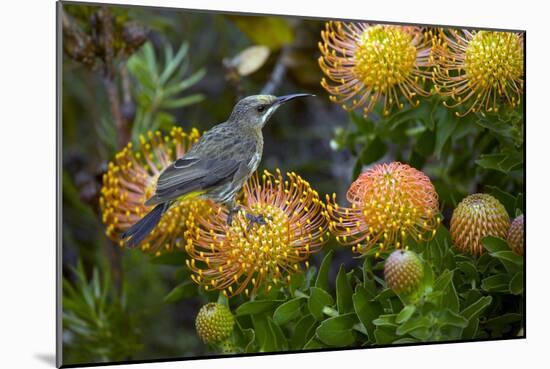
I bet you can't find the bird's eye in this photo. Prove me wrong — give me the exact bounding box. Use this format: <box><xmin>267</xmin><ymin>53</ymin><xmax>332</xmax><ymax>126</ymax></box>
<box><xmin>257</xmin><ymin>105</ymin><xmax>266</xmax><ymax>113</ymax></box>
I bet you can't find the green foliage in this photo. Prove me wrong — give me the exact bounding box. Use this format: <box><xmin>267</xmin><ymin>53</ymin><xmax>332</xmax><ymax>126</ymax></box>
<box><xmin>332</xmin><ymin>96</ymin><xmax>524</xmax><ymax>209</ymax></box>
<box><xmin>194</xmin><ymin>223</ymin><xmax>523</xmax><ymax>353</ymax></box>
<box><xmin>63</xmin><ymin>261</ymin><xmax>142</xmax><ymax>363</ymax></box>
<box><xmin>126</xmin><ymin>41</ymin><xmax>205</xmax><ymax>142</ymax></box>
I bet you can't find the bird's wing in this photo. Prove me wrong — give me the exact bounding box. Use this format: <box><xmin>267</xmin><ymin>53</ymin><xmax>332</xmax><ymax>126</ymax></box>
<box><xmin>145</xmin><ymin>157</ymin><xmax>242</xmax><ymax>205</ymax></box>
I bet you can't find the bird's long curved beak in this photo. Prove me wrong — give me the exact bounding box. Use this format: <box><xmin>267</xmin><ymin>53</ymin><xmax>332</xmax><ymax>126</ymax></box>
<box><xmin>275</xmin><ymin>93</ymin><xmax>315</xmax><ymax>105</ymax></box>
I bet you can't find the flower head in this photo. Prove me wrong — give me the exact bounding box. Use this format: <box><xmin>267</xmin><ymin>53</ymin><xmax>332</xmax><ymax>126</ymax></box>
<box><xmin>384</xmin><ymin>249</ymin><xmax>424</xmax><ymax>296</ymax></box>
<box><xmin>185</xmin><ymin>169</ymin><xmax>328</xmax><ymax>297</ymax></box>
<box><xmin>326</xmin><ymin>162</ymin><xmax>440</xmax><ymax>255</ymax></box>
<box><xmin>318</xmin><ymin>22</ymin><xmax>434</xmax><ymax>116</ymax></box>
<box><xmin>99</xmin><ymin>127</ymin><xmax>208</xmax><ymax>255</ymax></box>
<box><xmin>450</xmin><ymin>193</ymin><xmax>510</xmax><ymax>255</ymax></box>
<box><xmin>507</xmin><ymin>214</ymin><xmax>524</xmax><ymax>256</ymax></box>
<box><xmin>195</xmin><ymin>303</ymin><xmax>235</xmax><ymax>345</ymax></box>
<box><xmin>433</xmin><ymin>29</ymin><xmax>524</xmax><ymax>116</ymax></box>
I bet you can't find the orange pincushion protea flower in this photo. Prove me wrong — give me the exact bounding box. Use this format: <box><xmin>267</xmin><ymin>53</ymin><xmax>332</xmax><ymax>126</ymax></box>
<box><xmin>99</xmin><ymin>127</ymin><xmax>209</xmax><ymax>255</ymax></box>
<box><xmin>432</xmin><ymin>29</ymin><xmax>524</xmax><ymax>116</ymax></box>
<box><xmin>185</xmin><ymin>169</ymin><xmax>329</xmax><ymax>297</ymax></box>
<box><xmin>318</xmin><ymin>22</ymin><xmax>435</xmax><ymax>116</ymax></box>
<box><xmin>326</xmin><ymin>162</ymin><xmax>440</xmax><ymax>255</ymax></box>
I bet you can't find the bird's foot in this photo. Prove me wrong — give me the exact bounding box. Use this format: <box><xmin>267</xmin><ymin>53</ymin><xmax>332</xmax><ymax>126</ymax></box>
<box><xmin>227</xmin><ymin>206</ymin><xmax>242</xmax><ymax>226</ymax></box>
<box><xmin>246</xmin><ymin>213</ymin><xmax>273</xmax><ymax>231</ymax></box>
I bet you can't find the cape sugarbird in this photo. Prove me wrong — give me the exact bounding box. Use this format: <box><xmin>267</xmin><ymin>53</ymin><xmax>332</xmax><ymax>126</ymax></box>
<box><xmin>122</xmin><ymin>93</ymin><xmax>314</xmax><ymax>248</ymax></box>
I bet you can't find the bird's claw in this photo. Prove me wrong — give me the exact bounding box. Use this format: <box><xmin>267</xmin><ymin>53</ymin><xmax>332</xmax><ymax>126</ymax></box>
<box><xmin>227</xmin><ymin>206</ymin><xmax>242</xmax><ymax>226</ymax></box>
<box><xmin>227</xmin><ymin>207</ymin><xmax>273</xmax><ymax>231</ymax></box>
<box><xmin>246</xmin><ymin>213</ymin><xmax>273</xmax><ymax>231</ymax></box>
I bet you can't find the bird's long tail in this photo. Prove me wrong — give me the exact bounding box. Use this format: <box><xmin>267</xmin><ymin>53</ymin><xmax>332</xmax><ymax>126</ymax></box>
<box><xmin>121</xmin><ymin>202</ymin><xmax>170</xmax><ymax>248</ymax></box>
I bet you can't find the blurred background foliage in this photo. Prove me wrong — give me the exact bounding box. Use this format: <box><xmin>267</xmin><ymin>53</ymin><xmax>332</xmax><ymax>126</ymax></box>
<box><xmin>61</xmin><ymin>2</ymin><xmax>524</xmax><ymax>366</ymax></box>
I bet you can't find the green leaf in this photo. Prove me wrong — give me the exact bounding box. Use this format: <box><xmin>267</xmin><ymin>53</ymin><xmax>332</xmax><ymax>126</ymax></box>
<box><xmin>290</xmin><ymin>315</ymin><xmax>317</xmax><ymax>350</ymax></box>
<box><xmin>159</xmin><ymin>42</ymin><xmax>189</xmax><ymax>84</ymax></box>
<box><xmin>462</xmin><ymin>318</ymin><xmax>480</xmax><ymax>339</ymax></box>
<box><xmin>303</xmin><ymin>336</ymin><xmax>327</xmax><ymax>349</ymax></box>
<box><xmin>433</xmin><ymin>107</ymin><xmax>457</xmax><ymax>158</ymax></box>
<box><xmin>396</xmin><ymin>315</ymin><xmax>432</xmax><ymax>336</ymax></box>
<box><xmin>509</xmin><ymin>272</ymin><xmax>524</xmax><ymax>295</ymax></box>
<box><xmin>434</xmin><ymin>269</ymin><xmax>453</xmax><ymax>291</ymax></box>
<box><xmin>437</xmin><ymin>309</ymin><xmax>468</xmax><ymax>328</ymax></box>
<box><xmin>359</xmin><ymin>137</ymin><xmax>388</xmax><ymax>165</ymax></box>
<box><xmin>373</xmin><ymin>326</ymin><xmax>400</xmax><ymax>344</ymax></box>
<box><xmin>476</xmin><ymin>115</ymin><xmax>519</xmax><ymax>146</ymax></box>
<box><xmin>396</xmin><ymin>305</ymin><xmax>416</xmax><ymax>324</ymax></box>
<box><xmin>350</xmin><ymin>111</ymin><xmax>374</xmax><ymax>134</ymax></box>
<box><xmin>392</xmin><ymin>337</ymin><xmax>419</xmax><ymax>344</ymax></box>
<box><xmin>315</xmin><ymin>250</ymin><xmax>333</xmax><ymax>291</ymax></box>
<box><xmin>336</xmin><ymin>264</ymin><xmax>353</xmax><ymax>313</ymax></box>
<box><xmin>361</xmin><ymin>258</ymin><xmax>376</xmax><ymax>293</ymax></box>
<box><xmin>160</xmin><ymin>94</ymin><xmax>204</xmax><ymax>109</ymax></box>
<box><xmin>252</xmin><ymin>314</ymin><xmax>277</xmax><ymax>352</ymax></box>
<box><xmin>315</xmin><ymin>313</ymin><xmax>358</xmax><ymax>346</ymax></box>
<box><xmin>233</xmin><ymin>321</ymin><xmax>256</xmax><ymax>353</ymax></box>
<box><xmin>268</xmin><ymin>318</ymin><xmax>288</xmax><ymax>351</ymax></box>
<box><xmin>484</xmin><ymin>313</ymin><xmax>523</xmax><ymax>331</ymax></box>
<box><xmin>475</xmin><ymin>150</ymin><xmax>523</xmax><ymax>174</ymax></box>
<box><xmin>461</xmin><ymin>296</ymin><xmax>493</xmax><ymax>321</ymax></box>
<box><xmin>143</xmin><ymin>42</ymin><xmax>158</xmax><ymax>75</ymax></box>
<box><xmin>482</xmin><ymin>236</ymin><xmax>523</xmax><ymax>273</ymax></box>
<box><xmin>308</xmin><ymin>287</ymin><xmax>334</xmax><ymax>321</ymax></box>
<box><xmin>373</xmin><ymin>314</ymin><xmax>398</xmax><ymax>328</ymax></box>
<box><xmin>486</xmin><ymin>185</ymin><xmax>517</xmax><ymax>216</ymax></box>
<box><xmin>352</xmin><ymin>285</ymin><xmax>382</xmax><ymax>341</ymax></box>
<box><xmin>273</xmin><ymin>297</ymin><xmax>305</xmax><ymax>325</ymax></box>
<box><xmin>289</xmin><ymin>271</ymin><xmax>305</xmax><ymax>295</ymax></box>
<box><xmin>163</xmin><ymin>281</ymin><xmax>196</xmax><ymax>303</ymax></box>
<box><xmin>164</xmin><ymin>68</ymin><xmax>206</xmax><ymax>97</ymax></box>
<box><xmin>481</xmin><ymin>274</ymin><xmax>511</xmax><ymax>292</ymax></box>
<box><xmin>236</xmin><ymin>300</ymin><xmax>284</xmax><ymax>316</ymax></box>
<box><xmin>482</xmin><ymin>236</ymin><xmax>510</xmax><ymax>253</ymax></box>
<box><xmin>456</xmin><ymin>261</ymin><xmax>478</xmax><ymax>283</ymax></box>
<box><xmin>414</xmin><ymin>128</ymin><xmax>435</xmax><ymax>157</ymax></box>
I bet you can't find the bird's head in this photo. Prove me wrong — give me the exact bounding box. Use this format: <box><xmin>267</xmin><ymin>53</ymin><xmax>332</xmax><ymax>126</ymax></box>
<box><xmin>229</xmin><ymin>93</ymin><xmax>314</xmax><ymax>129</ymax></box>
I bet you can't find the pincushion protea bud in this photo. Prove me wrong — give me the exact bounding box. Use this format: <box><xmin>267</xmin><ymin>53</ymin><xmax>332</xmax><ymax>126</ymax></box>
<box><xmin>450</xmin><ymin>193</ymin><xmax>510</xmax><ymax>255</ymax></box>
<box><xmin>507</xmin><ymin>215</ymin><xmax>524</xmax><ymax>256</ymax></box>
<box><xmin>195</xmin><ymin>303</ymin><xmax>235</xmax><ymax>345</ymax></box>
<box><xmin>384</xmin><ymin>249</ymin><xmax>424</xmax><ymax>296</ymax></box>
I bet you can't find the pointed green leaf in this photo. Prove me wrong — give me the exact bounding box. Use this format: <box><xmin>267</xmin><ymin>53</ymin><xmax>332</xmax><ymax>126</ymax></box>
<box><xmin>336</xmin><ymin>264</ymin><xmax>353</xmax><ymax>313</ymax></box>
<box><xmin>236</xmin><ymin>300</ymin><xmax>284</xmax><ymax>316</ymax></box>
<box><xmin>273</xmin><ymin>297</ymin><xmax>305</xmax><ymax>325</ymax></box>
<box><xmin>315</xmin><ymin>250</ymin><xmax>334</xmax><ymax>291</ymax></box>
<box><xmin>309</xmin><ymin>287</ymin><xmax>334</xmax><ymax>321</ymax></box>
<box><xmin>315</xmin><ymin>313</ymin><xmax>358</xmax><ymax>346</ymax></box>
<box><xmin>396</xmin><ymin>305</ymin><xmax>416</xmax><ymax>324</ymax></box>
<box><xmin>353</xmin><ymin>285</ymin><xmax>382</xmax><ymax>341</ymax></box>
<box><xmin>163</xmin><ymin>281</ymin><xmax>196</xmax><ymax>303</ymax></box>
<box><xmin>290</xmin><ymin>314</ymin><xmax>317</xmax><ymax>350</ymax></box>
<box><xmin>509</xmin><ymin>272</ymin><xmax>524</xmax><ymax>295</ymax></box>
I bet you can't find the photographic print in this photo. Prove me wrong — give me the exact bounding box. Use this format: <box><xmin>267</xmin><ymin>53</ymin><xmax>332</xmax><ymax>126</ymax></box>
<box><xmin>58</xmin><ymin>1</ymin><xmax>525</xmax><ymax>366</ymax></box>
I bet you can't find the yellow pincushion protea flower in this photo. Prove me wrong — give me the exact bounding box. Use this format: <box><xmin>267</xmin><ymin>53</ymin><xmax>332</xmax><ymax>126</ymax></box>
<box><xmin>318</xmin><ymin>22</ymin><xmax>435</xmax><ymax>116</ymax></box>
<box><xmin>185</xmin><ymin>169</ymin><xmax>329</xmax><ymax>297</ymax></box>
<box><xmin>326</xmin><ymin>162</ymin><xmax>440</xmax><ymax>255</ymax></box>
<box><xmin>433</xmin><ymin>29</ymin><xmax>524</xmax><ymax>116</ymax></box>
<box><xmin>99</xmin><ymin>127</ymin><xmax>209</xmax><ymax>255</ymax></box>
